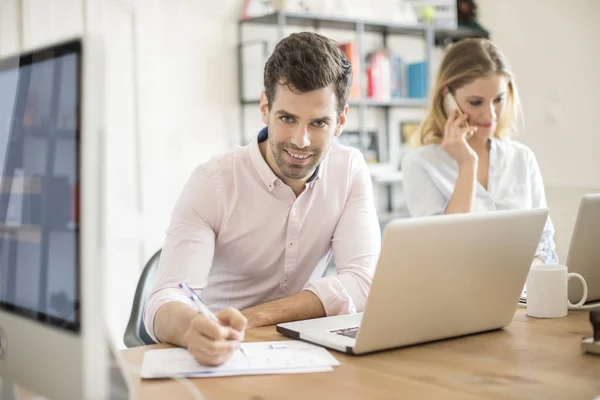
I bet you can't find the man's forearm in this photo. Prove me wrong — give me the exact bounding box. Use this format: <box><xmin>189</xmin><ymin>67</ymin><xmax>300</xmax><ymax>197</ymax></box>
<box><xmin>241</xmin><ymin>290</ymin><xmax>326</xmax><ymax>328</ymax></box>
<box><xmin>153</xmin><ymin>301</ymin><xmax>197</xmax><ymax>347</ymax></box>
<box><xmin>444</xmin><ymin>163</ymin><xmax>477</xmax><ymax>215</ymax></box>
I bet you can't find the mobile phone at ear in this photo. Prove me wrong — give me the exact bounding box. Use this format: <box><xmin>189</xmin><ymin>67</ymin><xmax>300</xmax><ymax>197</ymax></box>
<box><xmin>443</xmin><ymin>92</ymin><xmax>464</xmax><ymax>118</ymax></box>
<box><xmin>443</xmin><ymin>92</ymin><xmax>473</xmax><ymax>138</ymax></box>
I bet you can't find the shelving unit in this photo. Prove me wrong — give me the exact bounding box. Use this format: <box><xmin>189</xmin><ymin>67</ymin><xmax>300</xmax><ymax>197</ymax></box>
<box><xmin>240</xmin><ymin>97</ymin><xmax>429</xmax><ymax>108</ymax></box>
<box><xmin>237</xmin><ymin>11</ymin><xmax>488</xmax><ymax>218</ymax></box>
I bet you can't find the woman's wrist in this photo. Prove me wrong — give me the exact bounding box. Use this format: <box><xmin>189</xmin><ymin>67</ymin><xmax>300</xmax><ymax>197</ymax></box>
<box><xmin>458</xmin><ymin>158</ymin><xmax>477</xmax><ymax>173</ymax></box>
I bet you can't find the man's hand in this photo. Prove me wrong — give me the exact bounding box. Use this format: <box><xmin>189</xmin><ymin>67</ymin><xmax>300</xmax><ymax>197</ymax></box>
<box><xmin>183</xmin><ymin>307</ymin><xmax>248</xmax><ymax>366</ymax></box>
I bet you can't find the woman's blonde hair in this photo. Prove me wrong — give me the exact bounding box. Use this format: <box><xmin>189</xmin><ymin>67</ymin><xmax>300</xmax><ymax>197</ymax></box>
<box><xmin>411</xmin><ymin>38</ymin><xmax>522</xmax><ymax>146</ymax></box>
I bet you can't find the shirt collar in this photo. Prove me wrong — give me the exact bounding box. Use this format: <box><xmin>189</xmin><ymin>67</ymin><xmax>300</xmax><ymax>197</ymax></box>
<box><xmin>249</xmin><ymin>127</ymin><xmax>321</xmax><ymax>191</ymax></box>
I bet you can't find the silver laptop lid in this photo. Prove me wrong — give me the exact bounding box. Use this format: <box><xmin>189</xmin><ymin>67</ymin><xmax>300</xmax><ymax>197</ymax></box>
<box><xmin>354</xmin><ymin>208</ymin><xmax>549</xmax><ymax>354</ymax></box>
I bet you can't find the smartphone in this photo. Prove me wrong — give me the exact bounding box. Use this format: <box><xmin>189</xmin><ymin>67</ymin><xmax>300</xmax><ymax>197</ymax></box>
<box><xmin>443</xmin><ymin>92</ymin><xmax>474</xmax><ymax>138</ymax></box>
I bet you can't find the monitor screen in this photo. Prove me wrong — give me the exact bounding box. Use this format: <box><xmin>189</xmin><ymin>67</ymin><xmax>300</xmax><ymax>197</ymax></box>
<box><xmin>0</xmin><ymin>41</ymin><xmax>81</xmax><ymax>332</ymax></box>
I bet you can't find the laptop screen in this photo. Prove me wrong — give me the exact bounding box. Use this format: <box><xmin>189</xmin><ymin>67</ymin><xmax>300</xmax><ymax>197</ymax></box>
<box><xmin>0</xmin><ymin>40</ymin><xmax>81</xmax><ymax>332</ymax></box>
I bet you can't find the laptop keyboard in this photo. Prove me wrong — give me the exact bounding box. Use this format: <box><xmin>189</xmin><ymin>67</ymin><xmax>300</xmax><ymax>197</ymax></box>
<box><xmin>330</xmin><ymin>326</ymin><xmax>359</xmax><ymax>339</ymax></box>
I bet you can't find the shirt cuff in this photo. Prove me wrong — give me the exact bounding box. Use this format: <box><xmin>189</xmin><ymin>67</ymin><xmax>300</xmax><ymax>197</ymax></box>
<box><xmin>143</xmin><ymin>287</ymin><xmax>198</xmax><ymax>343</ymax></box>
<box><xmin>303</xmin><ymin>276</ymin><xmax>357</xmax><ymax>316</ymax></box>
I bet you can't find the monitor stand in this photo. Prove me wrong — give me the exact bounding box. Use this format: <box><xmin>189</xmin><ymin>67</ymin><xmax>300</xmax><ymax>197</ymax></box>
<box><xmin>0</xmin><ymin>341</ymin><xmax>131</xmax><ymax>400</ymax></box>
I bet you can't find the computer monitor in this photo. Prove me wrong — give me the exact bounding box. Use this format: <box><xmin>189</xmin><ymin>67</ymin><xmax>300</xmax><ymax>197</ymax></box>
<box><xmin>0</xmin><ymin>37</ymin><xmax>110</xmax><ymax>399</ymax></box>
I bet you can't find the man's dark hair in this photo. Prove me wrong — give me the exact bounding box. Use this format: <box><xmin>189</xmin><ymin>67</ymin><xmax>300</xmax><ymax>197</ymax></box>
<box><xmin>263</xmin><ymin>32</ymin><xmax>352</xmax><ymax>116</ymax></box>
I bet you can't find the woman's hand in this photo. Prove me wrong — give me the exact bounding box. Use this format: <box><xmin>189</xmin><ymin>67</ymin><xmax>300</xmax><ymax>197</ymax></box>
<box><xmin>441</xmin><ymin>110</ymin><xmax>478</xmax><ymax>168</ymax></box>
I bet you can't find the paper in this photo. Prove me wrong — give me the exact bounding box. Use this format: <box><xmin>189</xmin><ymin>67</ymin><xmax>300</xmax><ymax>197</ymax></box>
<box><xmin>140</xmin><ymin>341</ymin><xmax>340</xmax><ymax>379</ymax></box>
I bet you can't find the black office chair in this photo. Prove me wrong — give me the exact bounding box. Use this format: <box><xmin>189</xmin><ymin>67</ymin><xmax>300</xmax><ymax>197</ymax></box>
<box><xmin>123</xmin><ymin>249</ymin><xmax>162</xmax><ymax>348</ymax></box>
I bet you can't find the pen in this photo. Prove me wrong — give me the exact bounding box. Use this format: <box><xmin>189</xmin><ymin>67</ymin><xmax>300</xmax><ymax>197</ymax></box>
<box><xmin>179</xmin><ymin>282</ymin><xmax>218</xmax><ymax>323</ymax></box>
<box><xmin>178</xmin><ymin>282</ymin><xmax>248</xmax><ymax>356</ymax></box>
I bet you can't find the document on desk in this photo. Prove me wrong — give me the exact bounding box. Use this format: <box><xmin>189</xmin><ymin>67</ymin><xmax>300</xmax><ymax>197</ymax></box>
<box><xmin>140</xmin><ymin>341</ymin><xmax>340</xmax><ymax>379</ymax></box>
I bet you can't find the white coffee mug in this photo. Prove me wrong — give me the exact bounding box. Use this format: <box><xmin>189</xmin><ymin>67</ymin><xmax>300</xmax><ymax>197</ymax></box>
<box><xmin>526</xmin><ymin>264</ymin><xmax>588</xmax><ymax>318</ymax></box>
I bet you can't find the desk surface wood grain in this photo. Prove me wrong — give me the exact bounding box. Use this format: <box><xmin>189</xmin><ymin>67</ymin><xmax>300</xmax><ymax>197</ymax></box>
<box><xmin>121</xmin><ymin>309</ymin><xmax>600</xmax><ymax>400</ymax></box>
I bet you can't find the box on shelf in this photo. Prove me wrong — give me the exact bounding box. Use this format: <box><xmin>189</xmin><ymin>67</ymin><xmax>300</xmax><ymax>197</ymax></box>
<box><xmin>336</xmin><ymin>130</ymin><xmax>379</xmax><ymax>164</ymax></box>
<box><xmin>406</xmin><ymin>0</ymin><xmax>457</xmax><ymax>30</ymax></box>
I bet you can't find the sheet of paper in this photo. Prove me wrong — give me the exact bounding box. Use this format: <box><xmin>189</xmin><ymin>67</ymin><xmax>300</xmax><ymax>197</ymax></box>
<box><xmin>141</xmin><ymin>340</ymin><xmax>339</xmax><ymax>379</ymax></box>
<box><xmin>240</xmin><ymin>341</ymin><xmax>340</xmax><ymax>365</ymax></box>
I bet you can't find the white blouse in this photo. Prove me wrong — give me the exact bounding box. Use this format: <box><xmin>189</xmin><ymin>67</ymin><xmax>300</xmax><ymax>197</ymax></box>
<box><xmin>401</xmin><ymin>138</ymin><xmax>558</xmax><ymax>264</ymax></box>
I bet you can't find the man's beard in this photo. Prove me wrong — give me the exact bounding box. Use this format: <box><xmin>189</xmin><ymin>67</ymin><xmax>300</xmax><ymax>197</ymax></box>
<box><xmin>268</xmin><ymin>134</ymin><xmax>323</xmax><ymax>180</ymax></box>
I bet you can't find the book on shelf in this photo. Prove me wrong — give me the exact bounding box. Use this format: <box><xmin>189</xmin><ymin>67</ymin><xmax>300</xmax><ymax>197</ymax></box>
<box><xmin>338</xmin><ymin>42</ymin><xmax>361</xmax><ymax>100</ymax></box>
<box><xmin>364</xmin><ymin>49</ymin><xmax>427</xmax><ymax>101</ymax></box>
<box><xmin>366</xmin><ymin>50</ymin><xmax>391</xmax><ymax>101</ymax></box>
<box><xmin>407</xmin><ymin>61</ymin><xmax>428</xmax><ymax>99</ymax></box>
<box><xmin>390</xmin><ymin>52</ymin><xmax>406</xmax><ymax>99</ymax></box>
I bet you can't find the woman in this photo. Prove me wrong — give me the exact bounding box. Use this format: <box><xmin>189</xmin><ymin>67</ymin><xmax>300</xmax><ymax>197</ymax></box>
<box><xmin>401</xmin><ymin>38</ymin><xmax>557</xmax><ymax>265</ymax></box>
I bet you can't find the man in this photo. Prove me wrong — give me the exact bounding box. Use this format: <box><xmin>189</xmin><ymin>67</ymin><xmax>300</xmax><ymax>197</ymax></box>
<box><xmin>144</xmin><ymin>32</ymin><xmax>381</xmax><ymax>366</ymax></box>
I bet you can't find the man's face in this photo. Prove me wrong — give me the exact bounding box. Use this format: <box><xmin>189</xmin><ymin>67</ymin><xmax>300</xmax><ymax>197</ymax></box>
<box><xmin>260</xmin><ymin>84</ymin><xmax>347</xmax><ymax>182</ymax></box>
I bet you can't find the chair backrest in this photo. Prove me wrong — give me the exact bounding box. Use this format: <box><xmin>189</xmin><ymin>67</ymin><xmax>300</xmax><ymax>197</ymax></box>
<box><xmin>123</xmin><ymin>249</ymin><xmax>162</xmax><ymax>348</ymax></box>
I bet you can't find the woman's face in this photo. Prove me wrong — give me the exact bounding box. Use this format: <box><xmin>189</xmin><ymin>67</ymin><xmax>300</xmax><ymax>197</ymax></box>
<box><xmin>454</xmin><ymin>74</ymin><xmax>509</xmax><ymax>137</ymax></box>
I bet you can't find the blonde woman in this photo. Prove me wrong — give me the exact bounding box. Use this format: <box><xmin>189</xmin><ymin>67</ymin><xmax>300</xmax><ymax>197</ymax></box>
<box><xmin>401</xmin><ymin>38</ymin><xmax>557</xmax><ymax>265</ymax></box>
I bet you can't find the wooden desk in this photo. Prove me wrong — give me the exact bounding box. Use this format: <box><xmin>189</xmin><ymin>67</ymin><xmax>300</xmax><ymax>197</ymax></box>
<box><xmin>121</xmin><ymin>309</ymin><xmax>600</xmax><ymax>400</ymax></box>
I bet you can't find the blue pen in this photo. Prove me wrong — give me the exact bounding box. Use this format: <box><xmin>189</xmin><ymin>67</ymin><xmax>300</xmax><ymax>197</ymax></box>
<box><xmin>178</xmin><ymin>282</ymin><xmax>247</xmax><ymax>356</ymax></box>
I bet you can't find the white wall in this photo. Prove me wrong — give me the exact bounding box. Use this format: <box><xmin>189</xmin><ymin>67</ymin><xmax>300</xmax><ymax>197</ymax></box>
<box><xmin>478</xmin><ymin>0</ymin><xmax>600</xmax><ymax>188</ymax></box>
<box><xmin>476</xmin><ymin>0</ymin><xmax>600</xmax><ymax>260</ymax></box>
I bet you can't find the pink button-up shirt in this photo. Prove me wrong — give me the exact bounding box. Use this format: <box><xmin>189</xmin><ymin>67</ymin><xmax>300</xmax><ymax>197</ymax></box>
<box><xmin>144</xmin><ymin>129</ymin><xmax>381</xmax><ymax>342</ymax></box>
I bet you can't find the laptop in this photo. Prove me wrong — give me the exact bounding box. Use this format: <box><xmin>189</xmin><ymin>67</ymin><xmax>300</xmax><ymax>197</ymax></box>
<box><xmin>566</xmin><ymin>194</ymin><xmax>600</xmax><ymax>306</ymax></box>
<box><xmin>277</xmin><ymin>209</ymin><xmax>549</xmax><ymax>355</ymax></box>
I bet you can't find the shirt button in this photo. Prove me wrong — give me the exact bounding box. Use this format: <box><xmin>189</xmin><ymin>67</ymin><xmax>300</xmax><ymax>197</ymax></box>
<box><xmin>283</xmin><ymin>277</ymin><xmax>289</xmax><ymax>284</ymax></box>
<box><xmin>289</xmin><ymin>242</ymin><xmax>293</xmax><ymax>247</ymax></box>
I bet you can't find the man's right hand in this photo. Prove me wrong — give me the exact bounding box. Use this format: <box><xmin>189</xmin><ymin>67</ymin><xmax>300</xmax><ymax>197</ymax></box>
<box><xmin>183</xmin><ymin>307</ymin><xmax>248</xmax><ymax>366</ymax></box>
<box><xmin>441</xmin><ymin>110</ymin><xmax>478</xmax><ymax>167</ymax></box>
